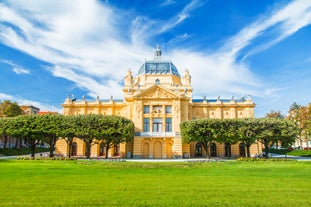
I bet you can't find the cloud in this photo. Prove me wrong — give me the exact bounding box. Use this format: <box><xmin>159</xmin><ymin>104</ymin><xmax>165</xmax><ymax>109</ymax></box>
<box><xmin>160</xmin><ymin>0</ymin><xmax>206</xmax><ymax>33</ymax></box>
<box><xmin>160</xmin><ymin>0</ymin><xmax>176</xmax><ymax>7</ymax></box>
<box><xmin>0</xmin><ymin>0</ymin><xmax>311</xmax><ymax>113</ymax></box>
<box><xmin>12</xmin><ymin>67</ymin><xmax>30</xmax><ymax>75</ymax></box>
<box><xmin>0</xmin><ymin>58</ymin><xmax>30</xmax><ymax>75</ymax></box>
<box><xmin>225</xmin><ymin>0</ymin><xmax>311</xmax><ymax>58</ymax></box>
<box><xmin>0</xmin><ymin>92</ymin><xmax>61</xmax><ymax>112</ymax></box>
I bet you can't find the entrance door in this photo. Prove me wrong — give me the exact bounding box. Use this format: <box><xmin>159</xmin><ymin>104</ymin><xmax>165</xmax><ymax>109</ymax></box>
<box><xmin>195</xmin><ymin>143</ymin><xmax>202</xmax><ymax>157</ymax></box>
<box><xmin>143</xmin><ymin>142</ymin><xmax>149</xmax><ymax>158</ymax></box>
<box><xmin>153</xmin><ymin>141</ymin><xmax>162</xmax><ymax>158</ymax></box>
<box><xmin>210</xmin><ymin>142</ymin><xmax>217</xmax><ymax>157</ymax></box>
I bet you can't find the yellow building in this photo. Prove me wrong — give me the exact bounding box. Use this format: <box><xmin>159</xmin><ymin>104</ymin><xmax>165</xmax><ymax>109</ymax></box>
<box><xmin>56</xmin><ymin>46</ymin><xmax>260</xmax><ymax>159</ymax></box>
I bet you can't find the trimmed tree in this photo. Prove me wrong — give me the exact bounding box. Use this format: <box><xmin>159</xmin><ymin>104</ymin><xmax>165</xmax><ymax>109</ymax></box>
<box><xmin>181</xmin><ymin>119</ymin><xmax>218</xmax><ymax>159</ymax></box>
<box><xmin>96</xmin><ymin>115</ymin><xmax>134</xmax><ymax>159</ymax></box>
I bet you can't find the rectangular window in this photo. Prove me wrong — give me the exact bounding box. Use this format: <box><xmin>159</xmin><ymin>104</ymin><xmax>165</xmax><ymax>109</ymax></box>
<box><xmin>153</xmin><ymin>118</ymin><xmax>162</xmax><ymax>132</ymax></box>
<box><xmin>165</xmin><ymin>105</ymin><xmax>172</xmax><ymax>114</ymax></box>
<box><xmin>144</xmin><ymin>105</ymin><xmax>150</xmax><ymax>114</ymax></box>
<box><xmin>165</xmin><ymin>118</ymin><xmax>172</xmax><ymax>132</ymax></box>
<box><xmin>143</xmin><ymin>118</ymin><xmax>150</xmax><ymax>132</ymax></box>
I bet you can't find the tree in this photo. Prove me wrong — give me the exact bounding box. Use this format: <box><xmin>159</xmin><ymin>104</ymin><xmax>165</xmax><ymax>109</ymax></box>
<box><xmin>238</xmin><ymin>119</ymin><xmax>258</xmax><ymax>158</ymax></box>
<box><xmin>74</xmin><ymin>114</ymin><xmax>99</xmax><ymax>158</ymax></box>
<box><xmin>58</xmin><ymin>115</ymin><xmax>77</xmax><ymax>158</ymax></box>
<box><xmin>257</xmin><ymin>118</ymin><xmax>296</xmax><ymax>158</ymax></box>
<box><xmin>7</xmin><ymin>115</ymin><xmax>42</xmax><ymax>158</ymax></box>
<box><xmin>1</xmin><ymin>100</ymin><xmax>22</xmax><ymax>117</ymax></box>
<box><xmin>265</xmin><ymin>110</ymin><xmax>284</xmax><ymax>118</ymax></box>
<box><xmin>95</xmin><ymin>115</ymin><xmax>134</xmax><ymax>159</ymax></box>
<box><xmin>288</xmin><ymin>102</ymin><xmax>309</xmax><ymax>149</ymax></box>
<box><xmin>36</xmin><ymin>114</ymin><xmax>62</xmax><ymax>157</ymax></box>
<box><xmin>181</xmin><ymin>119</ymin><xmax>218</xmax><ymax>159</ymax></box>
<box><xmin>0</xmin><ymin>117</ymin><xmax>15</xmax><ymax>148</ymax></box>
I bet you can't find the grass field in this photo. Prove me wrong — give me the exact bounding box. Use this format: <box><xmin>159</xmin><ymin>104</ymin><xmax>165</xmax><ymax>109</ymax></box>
<box><xmin>0</xmin><ymin>160</ymin><xmax>310</xmax><ymax>207</ymax></box>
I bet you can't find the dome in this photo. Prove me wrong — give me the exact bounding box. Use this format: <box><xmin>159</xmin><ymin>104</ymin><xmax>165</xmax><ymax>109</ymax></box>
<box><xmin>138</xmin><ymin>46</ymin><xmax>180</xmax><ymax>77</ymax></box>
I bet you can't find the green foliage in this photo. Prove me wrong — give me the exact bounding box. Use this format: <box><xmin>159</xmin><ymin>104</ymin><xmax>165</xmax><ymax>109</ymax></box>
<box><xmin>268</xmin><ymin>148</ymin><xmax>292</xmax><ymax>155</ymax></box>
<box><xmin>0</xmin><ymin>147</ymin><xmax>50</xmax><ymax>156</ymax></box>
<box><xmin>287</xmin><ymin>150</ymin><xmax>311</xmax><ymax>157</ymax></box>
<box><xmin>180</xmin><ymin>118</ymin><xmax>297</xmax><ymax>158</ymax></box>
<box><xmin>0</xmin><ymin>161</ymin><xmax>310</xmax><ymax>207</ymax></box>
<box><xmin>1</xmin><ymin>114</ymin><xmax>134</xmax><ymax>159</ymax></box>
<box><xmin>0</xmin><ymin>100</ymin><xmax>22</xmax><ymax>117</ymax></box>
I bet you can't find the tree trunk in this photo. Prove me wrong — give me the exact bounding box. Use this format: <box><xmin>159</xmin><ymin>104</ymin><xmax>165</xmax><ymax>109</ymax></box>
<box><xmin>105</xmin><ymin>145</ymin><xmax>109</xmax><ymax>159</ymax></box>
<box><xmin>85</xmin><ymin>142</ymin><xmax>91</xmax><ymax>159</ymax></box>
<box><xmin>30</xmin><ymin>141</ymin><xmax>36</xmax><ymax>158</ymax></box>
<box><xmin>264</xmin><ymin>141</ymin><xmax>269</xmax><ymax>158</ymax></box>
<box><xmin>246</xmin><ymin>145</ymin><xmax>251</xmax><ymax>158</ymax></box>
<box><xmin>202</xmin><ymin>141</ymin><xmax>210</xmax><ymax>159</ymax></box>
<box><xmin>67</xmin><ymin>142</ymin><xmax>72</xmax><ymax>158</ymax></box>
<box><xmin>3</xmin><ymin>136</ymin><xmax>7</xmax><ymax>148</ymax></box>
<box><xmin>48</xmin><ymin>136</ymin><xmax>57</xmax><ymax>158</ymax></box>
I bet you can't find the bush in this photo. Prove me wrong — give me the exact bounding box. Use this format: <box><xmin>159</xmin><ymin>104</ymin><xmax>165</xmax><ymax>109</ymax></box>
<box><xmin>287</xmin><ymin>150</ymin><xmax>311</xmax><ymax>157</ymax></box>
<box><xmin>268</xmin><ymin>148</ymin><xmax>293</xmax><ymax>155</ymax></box>
<box><xmin>236</xmin><ymin>157</ymin><xmax>296</xmax><ymax>162</ymax></box>
<box><xmin>0</xmin><ymin>148</ymin><xmax>50</xmax><ymax>156</ymax></box>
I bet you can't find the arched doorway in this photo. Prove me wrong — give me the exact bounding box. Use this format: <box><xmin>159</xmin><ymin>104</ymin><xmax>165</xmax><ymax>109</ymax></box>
<box><xmin>239</xmin><ymin>143</ymin><xmax>246</xmax><ymax>157</ymax></box>
<box><xmin>153</xmin><ymin>141</ymin><xmax>162</xmax><ymax>158</ymax></box>
<box><xmin>225</xmin><ymin>142</ymin><xmax>231</xmax><ymax>157</ymax></box>
<box><xmin>71</xmin><ymin>142</ymin><xmax>77</xmax><ymax>156</ymax></box>
<box><xmin>143</xmin><ymin>142</ymin><xmax>149</xmax><ymax>158</ymax></box>
<box><xmin>195</xmin><ymin>143</ymin><xmax>202</xmax><ymax>157</ymax></box>
<box><xmin>210</xmin><ymin>142</ymin><xmax>217</xmax><ymax>157</ymax></box>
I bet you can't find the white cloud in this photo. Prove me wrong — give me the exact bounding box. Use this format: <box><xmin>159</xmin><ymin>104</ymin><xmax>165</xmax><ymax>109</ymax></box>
<box><xmin>0</xmin><ymin>92</ymin><xmax>61</xmax><ymax>112</ymax></box>
<box><xmin>0</xmin><ymin>0</ymin><xmax>311</xmax><ymax>114</ymax></box>
<box><xmin>0</xmin><ymin>58</ymin><xmax>30</xmax><ymax>75</ymax></box>
<box><xmin>12</xmin><ymin>67</ymin><xmax>30</xmax><ymax>75</ymax></box>
<box><xmin>160</xmin><ymin>0</ymin><xmax>176</xmax><ymax>7</ymax></box>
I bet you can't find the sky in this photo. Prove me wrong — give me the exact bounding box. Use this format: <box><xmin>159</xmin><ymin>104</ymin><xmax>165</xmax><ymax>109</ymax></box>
<box><xmin>0</xmin><ymin>0</ymin><xmax>311</xmax><ymax>117</ymax></box>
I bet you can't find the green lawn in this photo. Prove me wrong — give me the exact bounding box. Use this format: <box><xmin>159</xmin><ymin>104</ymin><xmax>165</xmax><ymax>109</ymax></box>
<box><xmin>0</xmin><ymin>160</ymin><xmax>310</xmax><ymax>207</ymax></box>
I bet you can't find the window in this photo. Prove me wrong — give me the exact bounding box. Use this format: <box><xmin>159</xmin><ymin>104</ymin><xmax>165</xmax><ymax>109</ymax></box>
<box><xmin>225</xmin><ymin>142</ymin><xmax>231</xmax><ymax>157</ymax></box>
<box><xmin>165</xmin><ymin>105</ymin><xmax>172</xmax><ymax>114</ymax></box>
<box><xmin>165</xmin><ymin>118</ymin><xmax>172</xmax><ymax>132</ymax></box>
<box><xmin>153</xmin><ymin>118</ymin><xmax>162</xmax><ymax>132</ymax></box>
<box><xmin>144</xmin><ymin>105</ymin><xmax>150</xmax><ymax>114</ymax></box>
<box><xmin>143</xmin><ymin>118</ymin><xmax>150</xmax><ymax>132</ymax></box>
<box><xmin>155</xmin><ymin>79</ymin><xmax>160</xmax><ymax>85</ymax></box>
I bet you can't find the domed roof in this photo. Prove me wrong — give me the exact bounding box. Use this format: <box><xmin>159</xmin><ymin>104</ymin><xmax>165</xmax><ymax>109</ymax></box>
<box><xmin>138</xmin><ymin>46</ymin><xmax>180</xmax><ymax>77</ymax></box>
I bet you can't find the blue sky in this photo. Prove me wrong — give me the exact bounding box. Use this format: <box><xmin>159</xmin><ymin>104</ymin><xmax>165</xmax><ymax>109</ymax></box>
<box><xmin>0</xmin><ymin>0</ymin><xmax>311</xmax><ymax>117</ymax></box>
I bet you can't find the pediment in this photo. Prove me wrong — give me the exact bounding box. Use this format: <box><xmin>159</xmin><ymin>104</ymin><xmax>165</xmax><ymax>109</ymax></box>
<box><xmin>135</xmin><ymin>85</ymin><xmax>179</xmax><ymax>99</ymax></box>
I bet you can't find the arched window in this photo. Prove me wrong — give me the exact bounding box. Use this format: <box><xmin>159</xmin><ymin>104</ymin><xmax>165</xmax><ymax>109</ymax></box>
<box><xmin>71</xmin><ymin>142</ymin><xmax>77</xmax><ymax>156</ymax></box>
<box><xmin>225</xmin><ymin>142</ymin><xmax>231</xmax><ymax>157</ymax></box>
<box><xmin>195</xmin><ymin>143</ymin><xmax>202</xmax><ymax>157</ymax></box>
<box><xmin>210</xmin><ymin>142</ymin><xmax>217</xmax><ymax>157</ymax></box>
<box><xmin>99</xmin><ymin>143</ymin><xmax>105</xmax><ymax>157</ymax></box>
<box><xmin>114</xmin><ymin>144</ymin><xmax>120</xmax><ymax>156</ymax></box>
<box><xmin>155</xmin><ymin>79</ymin><xmax>160</xmax><ymax>85</ymax></box>
<box><xmin>239</xmin><ymin>143</ymin><xmax>246</xmax><ymax>157</ymax></box>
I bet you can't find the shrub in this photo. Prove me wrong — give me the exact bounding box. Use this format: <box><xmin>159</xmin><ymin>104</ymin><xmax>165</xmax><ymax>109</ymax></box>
<box><xmin>287</xmin><ymin>150</ymin><xmax>311</xmax><ymax>157</ymax></box>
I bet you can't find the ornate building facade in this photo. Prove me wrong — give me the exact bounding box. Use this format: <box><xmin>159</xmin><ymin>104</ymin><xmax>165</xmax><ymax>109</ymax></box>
<box><xmin>56</xmin><ymin>46</ymin><xmax>260</xmax><ymax>159</ymax></box>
